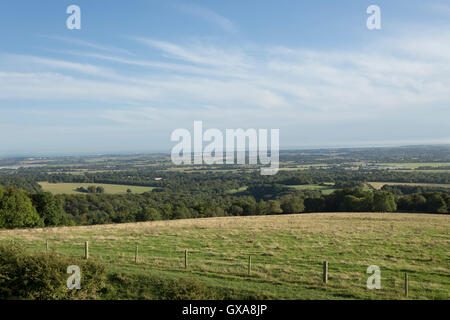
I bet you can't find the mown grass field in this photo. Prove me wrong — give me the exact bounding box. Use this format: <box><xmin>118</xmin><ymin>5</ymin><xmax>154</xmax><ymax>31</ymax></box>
<box><xmin>289</xmin><ymin>184</ymin><xmax>335</xmax><ymax>195</ymax></box>
<box><xmin>39</xmin><ymin>182</ymin><xmax>155</xmax><ymax>195</ymax></box>
<box><xmin>227</xmin><ymin>186</ymin><xmax>249</xmax><ymax>194</ymax></box>
<box><xmin>227</xmin><ymin>184</ymin><xmax>336</xmax><ymax>195</ymax></box>
<box><xmin>375</xmin><ymin>162</ymin><xmax>450</xmax><ymax>169</ymax></box>
<box><xmin>0</xmin><ymin>212</ymin><xmax>448</xmax><ymax>300</ymax></box>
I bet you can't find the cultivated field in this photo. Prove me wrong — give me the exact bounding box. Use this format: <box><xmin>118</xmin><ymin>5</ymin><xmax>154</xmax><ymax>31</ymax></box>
<box><xmin>0</xmin><ymin>212</ymin><xmax>448</xmax><ymax>300</ymax></box>
<box><xmin>39</xmin><ymin>182</ymin><xmax>155</xmax><ymax>195</ymax></box>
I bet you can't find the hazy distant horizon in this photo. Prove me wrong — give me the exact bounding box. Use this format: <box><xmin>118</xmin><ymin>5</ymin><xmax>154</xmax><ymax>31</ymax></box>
<box><xmin>2</xmin><ymin>142</ymin><xmax>449</xmax><ymax>159</ymax></box>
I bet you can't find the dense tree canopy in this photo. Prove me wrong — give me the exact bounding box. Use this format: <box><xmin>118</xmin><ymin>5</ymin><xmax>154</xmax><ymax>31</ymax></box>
<box><xmin>0</xmin><ymin>187</ymin><xmax>43</xmax><ymax>229</ymax></box>
<box><xmin>31</xmin><ymin>192</ymin><xmax>66</xmax><ymax>226</ymax></box>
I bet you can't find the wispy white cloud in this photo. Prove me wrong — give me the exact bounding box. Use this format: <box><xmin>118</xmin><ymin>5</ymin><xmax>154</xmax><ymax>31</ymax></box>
<box><xmin>0</xmin><ymin>71</ymin><xmax>160</xmax><ymax>101</ymax></box>
<box><xmin>173</xmin><ymin>3</ymin><xmax>237</xmax><ymax>33</ymax></box>
<box><xmin>69</xmin><ymin>51</ymin><xmax>251</xmax><ymax>79</ymax></box>
<box><xmin>1</xmin><ymin>28</ymin><xmax>450</xmax><ymax>149</ymax></box>
<box><xmin>2</xmin><ymin>54</ymin><xmax>119</xmax><ymax>79</ymax></box>
<box><xmin>132</xmin><ymin>37</ymin><xmax>248</xmax><ymax>68</ymax></box>
<box><xmin>41</xmin><ymin>35</ymin><xmax>134</xmax><ymax>56</ymax></box>
<box><xmin>3</xmin><ymin>29</ymin><xmax>450</xmax><ymax>113</ymax></box>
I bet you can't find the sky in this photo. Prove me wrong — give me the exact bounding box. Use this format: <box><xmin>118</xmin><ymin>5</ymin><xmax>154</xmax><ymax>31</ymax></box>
<box><xmin>0</xmin><ymin>0</ymin><xmax>449</xmax><ymax>156</ymax></box>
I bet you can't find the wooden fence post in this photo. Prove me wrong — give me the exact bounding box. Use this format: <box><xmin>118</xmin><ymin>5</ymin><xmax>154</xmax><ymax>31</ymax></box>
<box><xmin>323</xmin><ymin>261</ymin><xmax>328</xmax><ymax>284</ymax></box>
<box><xmin>135</xmin><ymin>245</ymin><xmax>139</xmax><ymax>264</ymax></box>
<box><xmin>248</xmin><ymin>255</ymin><xmax>252</xmax><ymax>276</ymax></box>
<box><xmin>85</xmin><ymin>241</ymin><xmax>89</xmax><ymax>260</ymax></box>
<box><xmin>404</xmin><ymin>272</ymin><xmax>408</xmax><ymax>297</ymax></box>
<box><xmin>184</xmin><ymin>249</ymin><xmax>188</xmax><ymax>269</ymax></box>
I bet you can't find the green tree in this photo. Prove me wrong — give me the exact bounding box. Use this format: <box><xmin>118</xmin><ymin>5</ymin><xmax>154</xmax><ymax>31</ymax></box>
<box><xmin>304</xmin><ymin>197</ymin><xmax>325</xmax><ymax>212</ymax></box>
<box><xmin>425</xmin><ymin>193</ymin><xmax>447</xmax><ymax>213</ymax></box>
<box><xmin>96</xmin><ymin>186</ymin><xmax>105</xmax><ymax>194</ymax></box>
<box><xmin>267</xmin><ymin>200</ymin><xmax>283</xmax><ymax>214</ymax></box>
<box><xmin>31</xmin><ymin>192</ymin><xmax>66</xmax><ymax>226</ymax></box>
<box><xmin>372</xmin><ymin>191</ymin><xmax>397</xmax><ymax>212</ymax></box>
<box><xmin>0</xmin><ymin>187</ymin><xmax>43</xmax><ymax>229</ymax></box>
<box><xmin>87</xmin><ymin>186</ymin><xmax>97</xmax><ymax>194</ymax></box>
<box><xmin>280</xmin><ymin>195</ymin><xmax>305</xmax><ymax>213</ymax></box>
<box><xmin>230</xmin><ymin>205</ymin><xmax>244</xmax><ymax>216</ymax></box>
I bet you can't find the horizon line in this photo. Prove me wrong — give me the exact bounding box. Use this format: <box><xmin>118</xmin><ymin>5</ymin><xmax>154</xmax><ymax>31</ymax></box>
<box><xmin>1</xmin><ymin>143</ymin><xmax>449</xmax><ymax>159</ymax></box>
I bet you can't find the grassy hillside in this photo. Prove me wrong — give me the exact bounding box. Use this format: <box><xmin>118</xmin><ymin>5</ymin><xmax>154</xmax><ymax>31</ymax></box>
<box><xmin>0</xmin><ymin>213</ymin><xmax>448</xmax><ymax>300</ymax></box>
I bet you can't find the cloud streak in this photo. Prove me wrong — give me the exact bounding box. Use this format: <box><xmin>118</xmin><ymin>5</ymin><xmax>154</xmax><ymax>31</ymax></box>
<box><xmin>174</xmin><ymin>3</ymin><xmax>238</xmax><ymax>33</ymax></box>
<box><xmin>1</xmin><ymin>27</ymin><xmax>450</xmax><ymax>150</ymax></box>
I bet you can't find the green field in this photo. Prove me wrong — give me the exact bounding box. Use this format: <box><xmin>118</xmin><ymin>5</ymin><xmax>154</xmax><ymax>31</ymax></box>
<box><xmin>226</xmin><ymin>186</ymin><xmax>249</xmax><ymax>194</ymax></box>
<box><xmin>1</xmin><ymin>212</ymin><xmax>448</xmax><ymax>300</ymax></box>
<box><xmin>39</xmin><ymin>182</ymin><xmax>155</xmax><ymax>195</ymax></box>
<box><xmin>289</xmin><ymin>184</ymin><xmax>335</xmax><ymax>195</ymax></box>
<box><xmin>375</xmin><ymin>162</ymin><xmax>450</xmax><ymax>169</ymax></box>
<box><xmin>227</xmin><ymin>185</ymin><xmax>336</xmax><ymax>195</ymax></box>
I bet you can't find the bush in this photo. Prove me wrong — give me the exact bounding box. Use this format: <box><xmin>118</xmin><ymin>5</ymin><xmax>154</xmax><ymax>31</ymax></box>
<box><xmin>107</xmin><ymin>273</ymin><xmax>274</xmax><ymax>300</ymax></box>
<box><xmin>0</xmin><ymin>244</ymin><xmax>106</xmax><ymax>299</ymax></box>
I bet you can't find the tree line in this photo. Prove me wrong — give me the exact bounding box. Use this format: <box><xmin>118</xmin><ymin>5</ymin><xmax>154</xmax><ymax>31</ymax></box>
<box><xmin>0</xmin><ymin>186</ymin><xmax>66</xmax><ymax>229</ymax></box>
<box><xmin>0</xmin><ymin>183</ymin><xmax>448</xmax><ymax>229</ymax></box>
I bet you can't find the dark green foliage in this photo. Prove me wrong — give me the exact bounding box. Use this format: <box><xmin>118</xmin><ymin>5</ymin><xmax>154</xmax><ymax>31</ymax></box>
<box><xmin>334</xmin><ymin>181</ymin><xmax>364</xmax><ymax>189</ymax></box>
<box><xmin>75</xmin><ymin>186</ymin><xmax>105</xmax><ymax>194</ymax></box>
<box><xmin>0</xmin><ymin>176</ymin><xmax>42</xmax><ymax>193</ymax></box>
<box><xmin>321</xmin><ymin>188</ymin><xmax>397</xmax><ymax>212</ymax></box>
<box><xmin>280</xmin><ymin>195</ymin><xmax>305</xmax><ymax>213</ymax></box>
<box><xmin>304</xmin><ymin>197</ymin><xmax>326</xmax><ymax>212</ymax></box>
<box><xmin>381</xmin><ymin>184</ymin><xmax>450</xmax><ymax>195</ymax></box>
<box><xmin>246</xmin><ymin>183</ymin><xmax>292</xmax><ymax>201</ymax></box>
<box><xmin>397</xmin><ymin>192</ymin><xmax>448</xmax><ymax>214</ymax></box>
<box><xmin>0</xmin><ymin>244</ymin><xmax>106</xmax><ymax>299</ymax></box>
<box><xmin>31</xmin><ymin>192</ymin><xmax>66</xmax><ymax>226</ymax></box>
<box><xmin>106</xmin><ymin>273</ymin><xmax>274</xmax><ymax>300</ymax></box>
<box><xmin>372</xmin><ymin>191</ymin><xmax>397</xmax><ymax>212</ymax></box>
<box><xmin>0</xmin><ymin>187</ymin><xmax>43</xmax><ymax>229</ymax></box>
<box><xmin>136</xmin><ymin>207</ymin><xmax>162</xmax><ymax>221</ymax></box>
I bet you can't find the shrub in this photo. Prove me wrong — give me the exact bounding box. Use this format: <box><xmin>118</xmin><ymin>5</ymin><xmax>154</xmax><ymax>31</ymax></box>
<box><xmin>0</xmin><ymin>244</ymin><xmax>106</xmax><ymax>299</ymax></box>
<box><xmin>107</xmin><ymin>273</ymin><xmax>274</xmax><ymax>300</ymax></box>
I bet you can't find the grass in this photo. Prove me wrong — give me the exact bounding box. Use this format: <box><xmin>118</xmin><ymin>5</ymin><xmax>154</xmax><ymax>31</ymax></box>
<box><xmin>368</xmin><ymin>182</ymin><xmax>450</xmax><ymax>190</ymax></box>
<box><xmin>0</xmin><ymin>212</ymin><xmax>448</xmax><ymax>300</ymax></box>
<box><xmin>39</xmin><ymin>182</ymin><xmax>155</xmax><ymax>195</ymax></box>
<box><xmin>226</xmin><ymin>184</ymin><xmax>336</xmax><ymax>195</ymax></box>
<box><xmin>375</xmin><ymin>162</ymin><xmax>450</xmax><ymax>169</ymax></box>
<box><xmin>395</xmin><ymin>169</ymin><xmax>450</xmax><ymax>173</ymax></box>
<box><xmin>227</xmin><ymin>186</ymin><xmax>248</xmax><ymax>194</ymax></box>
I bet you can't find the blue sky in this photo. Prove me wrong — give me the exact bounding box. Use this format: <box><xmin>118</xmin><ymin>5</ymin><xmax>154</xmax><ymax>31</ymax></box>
<box><xmin>0</xmin><ymin>0</ymin><xmax>449</xmax><ymax>155</ymax></box>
